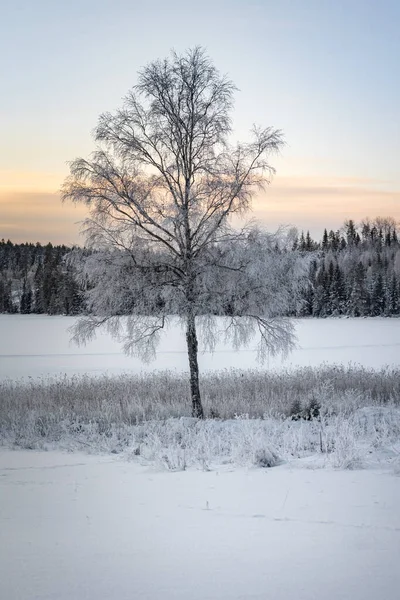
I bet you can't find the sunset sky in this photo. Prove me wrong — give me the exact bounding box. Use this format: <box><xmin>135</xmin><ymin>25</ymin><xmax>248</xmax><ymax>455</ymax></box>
<box><xmin>1</xmin><ymin>0</ymin><xmax>399</xmax><ymax>245</ymax></box>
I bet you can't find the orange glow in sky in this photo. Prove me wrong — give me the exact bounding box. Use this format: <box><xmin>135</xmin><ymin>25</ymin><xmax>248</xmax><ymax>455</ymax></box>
<box><xmin>1</xmin><ymin>1</ymin><xmax>399</xmax><ymax>245</ymax></box>
<box><xmin>2</xmin><ymin>171</ymin><xmax>399</xmax><ymax>245</ymax></box>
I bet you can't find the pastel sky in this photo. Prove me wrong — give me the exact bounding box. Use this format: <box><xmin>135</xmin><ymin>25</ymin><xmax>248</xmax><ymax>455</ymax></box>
<box><xmin>1</xmin><ymin>0</ymin><xmax>399</xmax><ymax>244</ymax></box>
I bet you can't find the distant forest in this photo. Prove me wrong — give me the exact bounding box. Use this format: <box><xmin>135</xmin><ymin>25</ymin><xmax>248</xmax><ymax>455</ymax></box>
<box><xmin>1</xmin><ymin>217</ymin><xmax>400</xmax><ymax>318</ymax></box>
<box><xmin>0</xmin><ymin>240</ymin><xmax>84</xmax><ymax>315</ymax></box>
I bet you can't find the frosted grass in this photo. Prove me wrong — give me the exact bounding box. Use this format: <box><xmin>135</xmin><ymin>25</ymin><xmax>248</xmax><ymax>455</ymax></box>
<box><xmin>1</xmin><ymin>365</ymin><xmax>400</xmax><ymax>470</ymax></box>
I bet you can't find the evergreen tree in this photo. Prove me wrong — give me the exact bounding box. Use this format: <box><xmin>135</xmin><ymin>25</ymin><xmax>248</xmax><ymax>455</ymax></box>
<box><xmin>312</xmin><ymin>264</ymin><xmax>330</xmax><ymax>316</ymax></box>
<box><xmin>345</xmin><ymin>219</ymin><xmax>357</xmax><ymax>246</ymax></box>
<box><xmin>0</xmin><ymin>277</ymin><xmax>13</xmax><ymax>312</ymax></box>
<box><xmin>385</xmin><ymin>274</ymin><xmax>399</xmax><ymax>315</ymax></box>
<box><xmin>371</xmin><ymin>272</ymin><xmax>385</xmax><ymax>315</ymax></box>
<box><xmin>347</xmin><ymin>263</ymin><xmax>367</xmax><ymax>316</ymax></box>
<box><xmin>322</xmin><ymin>229</ymin><xmax>328</xmax><ymax>250</ymax></box>
<box><xmin>299</xmin><ymin>231</ymin><xmax>306</xmax><ymax>251</ymax></box>
<box><xmin>305</xmin><ymin>231</ymin><xmax>316</xmax><ymax>251</ymax></box>
<box><xmin>33</xmin><ymin>262</ymin><xmax>45</xmax><ymax>313</ymax></box>
<box><xmin>330</xmin><ymin>264</ymin><xmax>346</xmax><ymax>314</ymax></box>
<box><xmin>20</xmin><ymin>280</ymin><xmax>32</xmax><ymax>314</ymax></box>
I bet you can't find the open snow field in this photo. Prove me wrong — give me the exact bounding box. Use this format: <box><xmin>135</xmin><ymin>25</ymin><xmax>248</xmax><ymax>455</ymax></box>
<box><xmin>1</xmin><ymin>314</ymin><xmax>400</xmax><ymax>381</ymax></box>
<box><xmin>1</xmin><ymin>450</ymin><xmax>400</xmax><ymax>600</ymax></box>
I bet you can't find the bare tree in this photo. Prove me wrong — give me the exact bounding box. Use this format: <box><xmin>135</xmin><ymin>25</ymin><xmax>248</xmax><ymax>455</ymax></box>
<box><xmin>62</xmin><ymin>47</ymin><xmax>302</xmax><ymax>418</ymax></box>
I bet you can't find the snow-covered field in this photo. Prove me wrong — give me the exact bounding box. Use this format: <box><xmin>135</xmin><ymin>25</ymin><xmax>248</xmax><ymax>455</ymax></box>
<box><xmin>2</xmin><ymin>315</ymin><xmax>400</xmax><ymax>599</ymax></box>
<box><xmin>1</xmin><ymin>450</ymin><xmax>400</xmax><ymax>600</ymax></box>
<box><xmin>1</xmin><ymin>314</ymin><xmax>400</xmax><ymax>381</ymax></box>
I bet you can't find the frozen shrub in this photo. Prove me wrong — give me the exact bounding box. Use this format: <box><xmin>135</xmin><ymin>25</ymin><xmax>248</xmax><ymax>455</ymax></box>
<box><xmin>254</xmin><ymin>447</ymin><xmax>281</xmax><ymax>468</ymax></box>
<box><xmin>289</xmin><ymin>397</ymin><xmax>320</xmax><ymax>421</ymax></box>
<box><xmin>304</xmin><ymin>397</ymin><xmax>321</xmax><ymax>420</ymax></box>
<box><xmin>289</xmin><ymin>399</ymin><xmax>302</xmax><ymax>420</ymax></box>
<box><xmin>328</xmin><ymin>420</ymin><xmax>363</xmax><ymax>469</ymax></box>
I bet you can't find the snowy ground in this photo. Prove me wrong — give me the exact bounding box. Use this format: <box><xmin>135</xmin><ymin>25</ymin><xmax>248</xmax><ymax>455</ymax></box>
<box><xmin>2</xmin><ymin>316</ymin><xmax>400</xmax><ymax>598</ymax></box>
<box><xmin>1</xmin><ymin>314</ymin><xmax>400</xmax><ymax>381</ymax></box>
<box><xmin>1</xmin><ymin>449</ymin><xmax>400</xmax><ymax>600</ymax></box>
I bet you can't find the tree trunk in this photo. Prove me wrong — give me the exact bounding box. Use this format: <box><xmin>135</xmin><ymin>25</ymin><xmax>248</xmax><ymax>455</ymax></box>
<box><xmin>185</xmin><ymin>312</ymin><xmax>204</xmax><ymax>418</ymax></box>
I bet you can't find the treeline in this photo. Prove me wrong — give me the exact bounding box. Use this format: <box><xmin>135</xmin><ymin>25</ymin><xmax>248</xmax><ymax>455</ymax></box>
<box><xmin>295</xmin><ymin>217</ymin><xmax>400</xmax><ymax>317</ymax></box>
<box><xmin>0</xmin><ymin>240</ymin><xmax>84</xmax><ymax>315</ymax></box>
<box><xmin>1</xmin><ymin>216</ymin><xmax>400</xmax><ymax>318</ymax></box>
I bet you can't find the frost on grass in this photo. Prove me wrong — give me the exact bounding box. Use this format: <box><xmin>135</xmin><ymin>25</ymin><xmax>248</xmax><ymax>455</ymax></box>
<box><xmin>1</xmin><ymin>365</ymin><xmax>400</xmax><ymax>471</ymax></box>
<box><xmin>3</xmin><ymin>412</ymin><xmax>400</xmax><ymax>471</ymax></box>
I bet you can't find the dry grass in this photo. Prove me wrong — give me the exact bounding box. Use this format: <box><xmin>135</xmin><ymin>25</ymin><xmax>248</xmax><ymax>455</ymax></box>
<box><xmin>1</xmin><ymin>365</ymin><xmax>399</xmax><ymax>428</ymax></box>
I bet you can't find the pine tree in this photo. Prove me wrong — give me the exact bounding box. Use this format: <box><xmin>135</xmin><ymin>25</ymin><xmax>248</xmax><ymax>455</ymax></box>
<box><xmin>347</xmin><ymin>263</ymin><xmax>367</xmax><ymax>316</ymax></box>
<box><xmin>325</xmin><ymin>261</ymin><xmax>335</xmax><ymax>315</ymax></box>
<box><xmin>330</xmin><ymin>264</ymin><xmax>346</xmax><ymax>315</ymax></box>
<box><xmin>371</xmin><ymin>272</ymin><xmax>385</xmax><ymax>315</ymax></box>
<box><xmin>305</xmin><ymin>231</ymin><xmax>314</xmax><ymax>251</ymax></box>
<box><xmin>312</xmin><ymin>264</ymin><xmax>330</xmax><ymax>316</ymax></box>
<box><xmin>20</xmin><ymin>280</ymin><xmax>32</xmax><ymax>314</ymax></box>
<box><xmin>299</xmin><ymin>231</ymin><xmax>306</xmax><ymax>251</ymax></box>
<box><xmin>385</xmin><ymin>274</ymin><xmax>399</xmax><ymax>315</ymax></box>
<box><xmin>33</xmin><ymin>262</ymin><xmax>44</xmax><ymax>313</ymax></box>
<box><xmin>345</xmin><ymin>220</ymin><xmax>357</xmax><ymax>246</ymax></box>
<box><xmin>322</xmin><ymin>229</ymin><xmax>328</xmax><ymax>250</ymax></box>
<box><xmin>361</xmin><ymin>221</ymin><xmax>371</xmax><ymax>243</ymax></box>
<box><xmin>0</xmin><ymin>277</ymin><xmax>13</xmax><ymax>312</ymax></box>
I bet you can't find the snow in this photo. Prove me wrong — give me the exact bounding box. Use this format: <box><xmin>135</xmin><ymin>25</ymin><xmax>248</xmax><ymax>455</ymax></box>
<box><xmin>1</xmin><ymin>449</ymin><xmax>400</xmax><ymax>600</ymax></box>
<box><xmin>1</xmin><ymin>314</ymin><xmax>399</xmax><ymax>381</ymax></box>
<box><xmin>2</xmin><ymin>315</ymin><xmax>400</xmax><ymax>598</ymax></box>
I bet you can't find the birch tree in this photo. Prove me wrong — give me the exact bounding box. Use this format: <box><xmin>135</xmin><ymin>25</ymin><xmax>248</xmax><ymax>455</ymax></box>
<box><xmin>62</xmin><ymin>47</ymin><xmax>299</xmax><ymax>418</ymax></box>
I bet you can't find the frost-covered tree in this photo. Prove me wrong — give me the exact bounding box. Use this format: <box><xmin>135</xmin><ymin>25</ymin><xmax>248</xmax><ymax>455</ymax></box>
<box><xmin>62</xmin><ymin>47</ymin><xmax>307</xmax><ymax>418</ymax></box>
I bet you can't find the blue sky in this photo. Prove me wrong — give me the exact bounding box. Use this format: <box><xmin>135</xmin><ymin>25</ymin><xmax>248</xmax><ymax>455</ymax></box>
<box><xmin>1</xmin><ymin>0</ymin><xmax>399</xmax><ymax>243</ymax></box>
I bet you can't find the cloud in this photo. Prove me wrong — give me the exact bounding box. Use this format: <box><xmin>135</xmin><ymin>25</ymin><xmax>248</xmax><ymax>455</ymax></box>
<box><xmin>250</xmin><ymin>176</ymin><xmax>400</xmax><ymax>236</ymax></box>
<box><xmin>0</xmin><ymin>170</ymin><xmax>66</xmax><ymax>193</ymax></box>
<box><xmin>0</xmin><ymin>191</ymin><xmax>87</xmax><ymax>245</ymax></box>
<box><xmin>1</xmin><ymin>175</ymin><xmax>399</xmax><ymax>244</ymax></box>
